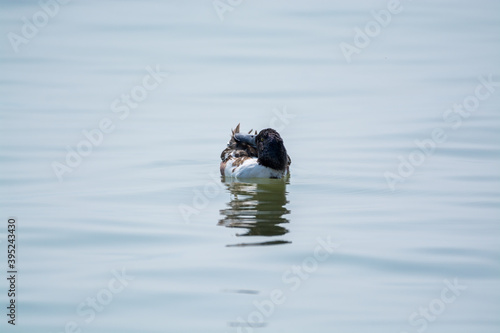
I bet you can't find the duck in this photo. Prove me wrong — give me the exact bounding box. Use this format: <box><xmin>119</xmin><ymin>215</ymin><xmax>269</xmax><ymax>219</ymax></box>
<box><xmin>220</xmin><ymin>124</ymin><xmax>291</xmax><ymax>179</ymax></box>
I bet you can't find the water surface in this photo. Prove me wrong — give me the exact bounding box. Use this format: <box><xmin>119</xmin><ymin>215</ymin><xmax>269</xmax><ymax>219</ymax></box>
<box><xmin>1</xmin><ymin>1</ymin><xmax>499</xmax><ymax>332</ymax></box>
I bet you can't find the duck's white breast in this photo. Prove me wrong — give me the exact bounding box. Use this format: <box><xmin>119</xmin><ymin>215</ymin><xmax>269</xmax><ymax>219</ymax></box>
<box><xmin>224</xmin><ymin>158</ymin><xmax>284</xmax><ymax>178</ymax></box>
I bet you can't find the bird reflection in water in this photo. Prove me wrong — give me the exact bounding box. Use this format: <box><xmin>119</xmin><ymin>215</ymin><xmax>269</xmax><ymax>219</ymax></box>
<box><xmin>218</xmin><ymin>177</ymin><xmax>291</xmax><ymax>247</ymax></box>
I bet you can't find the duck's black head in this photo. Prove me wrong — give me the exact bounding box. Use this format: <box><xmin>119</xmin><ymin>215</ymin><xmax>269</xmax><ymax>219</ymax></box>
<box><xmin>235</xmin><ymin>128</ymin><xmax>288</xmax><ymax>171</ymax></box>
<box><xmin>255</xmin><ymin>129</ymin><xmax>288</xmax><ymax>171</ymax></box>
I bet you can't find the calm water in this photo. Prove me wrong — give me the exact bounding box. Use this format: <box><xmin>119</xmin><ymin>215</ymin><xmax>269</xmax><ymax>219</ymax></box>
<box><xmin>1</xmin><ymin>1</ymin><xmax>499</xmax><ymax>332</ymax></box>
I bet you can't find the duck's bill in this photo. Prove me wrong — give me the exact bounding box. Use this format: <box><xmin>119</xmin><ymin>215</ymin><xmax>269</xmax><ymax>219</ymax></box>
<box><xmin>234</xmin><ymin>133</ymin><xmax>256</xmax><ymax>147</ymax></box>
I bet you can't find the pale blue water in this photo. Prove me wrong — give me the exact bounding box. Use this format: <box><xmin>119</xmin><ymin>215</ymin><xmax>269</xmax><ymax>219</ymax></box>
<box><xmin>1</xmin><ymin>1</ymin><xmax>499</xmax><ymax>332</ymax></box>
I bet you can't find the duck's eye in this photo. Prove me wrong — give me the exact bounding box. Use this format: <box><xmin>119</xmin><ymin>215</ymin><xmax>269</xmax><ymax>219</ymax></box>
<box><xmin>260</xmin><ymin>137</ymin><xmax>264</xmax><ymax>142</ymax></box>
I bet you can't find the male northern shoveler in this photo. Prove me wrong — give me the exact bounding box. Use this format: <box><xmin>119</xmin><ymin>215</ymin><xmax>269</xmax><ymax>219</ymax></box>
<box><xmin>220</xmin><ymin>124</ymin><xmax>291</xmax><ymax>179</ymax></box>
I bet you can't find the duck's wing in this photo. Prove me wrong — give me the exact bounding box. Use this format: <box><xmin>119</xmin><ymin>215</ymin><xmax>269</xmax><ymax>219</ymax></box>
<box><xmin>220</xmin><ymin>124</ymin><xmax>258</xmax><ymax>161</ymax></box>
<box><xmin>220</xmin><ymin>124</ymin><xmax>259</xmax><ymax>176</ymax></box>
